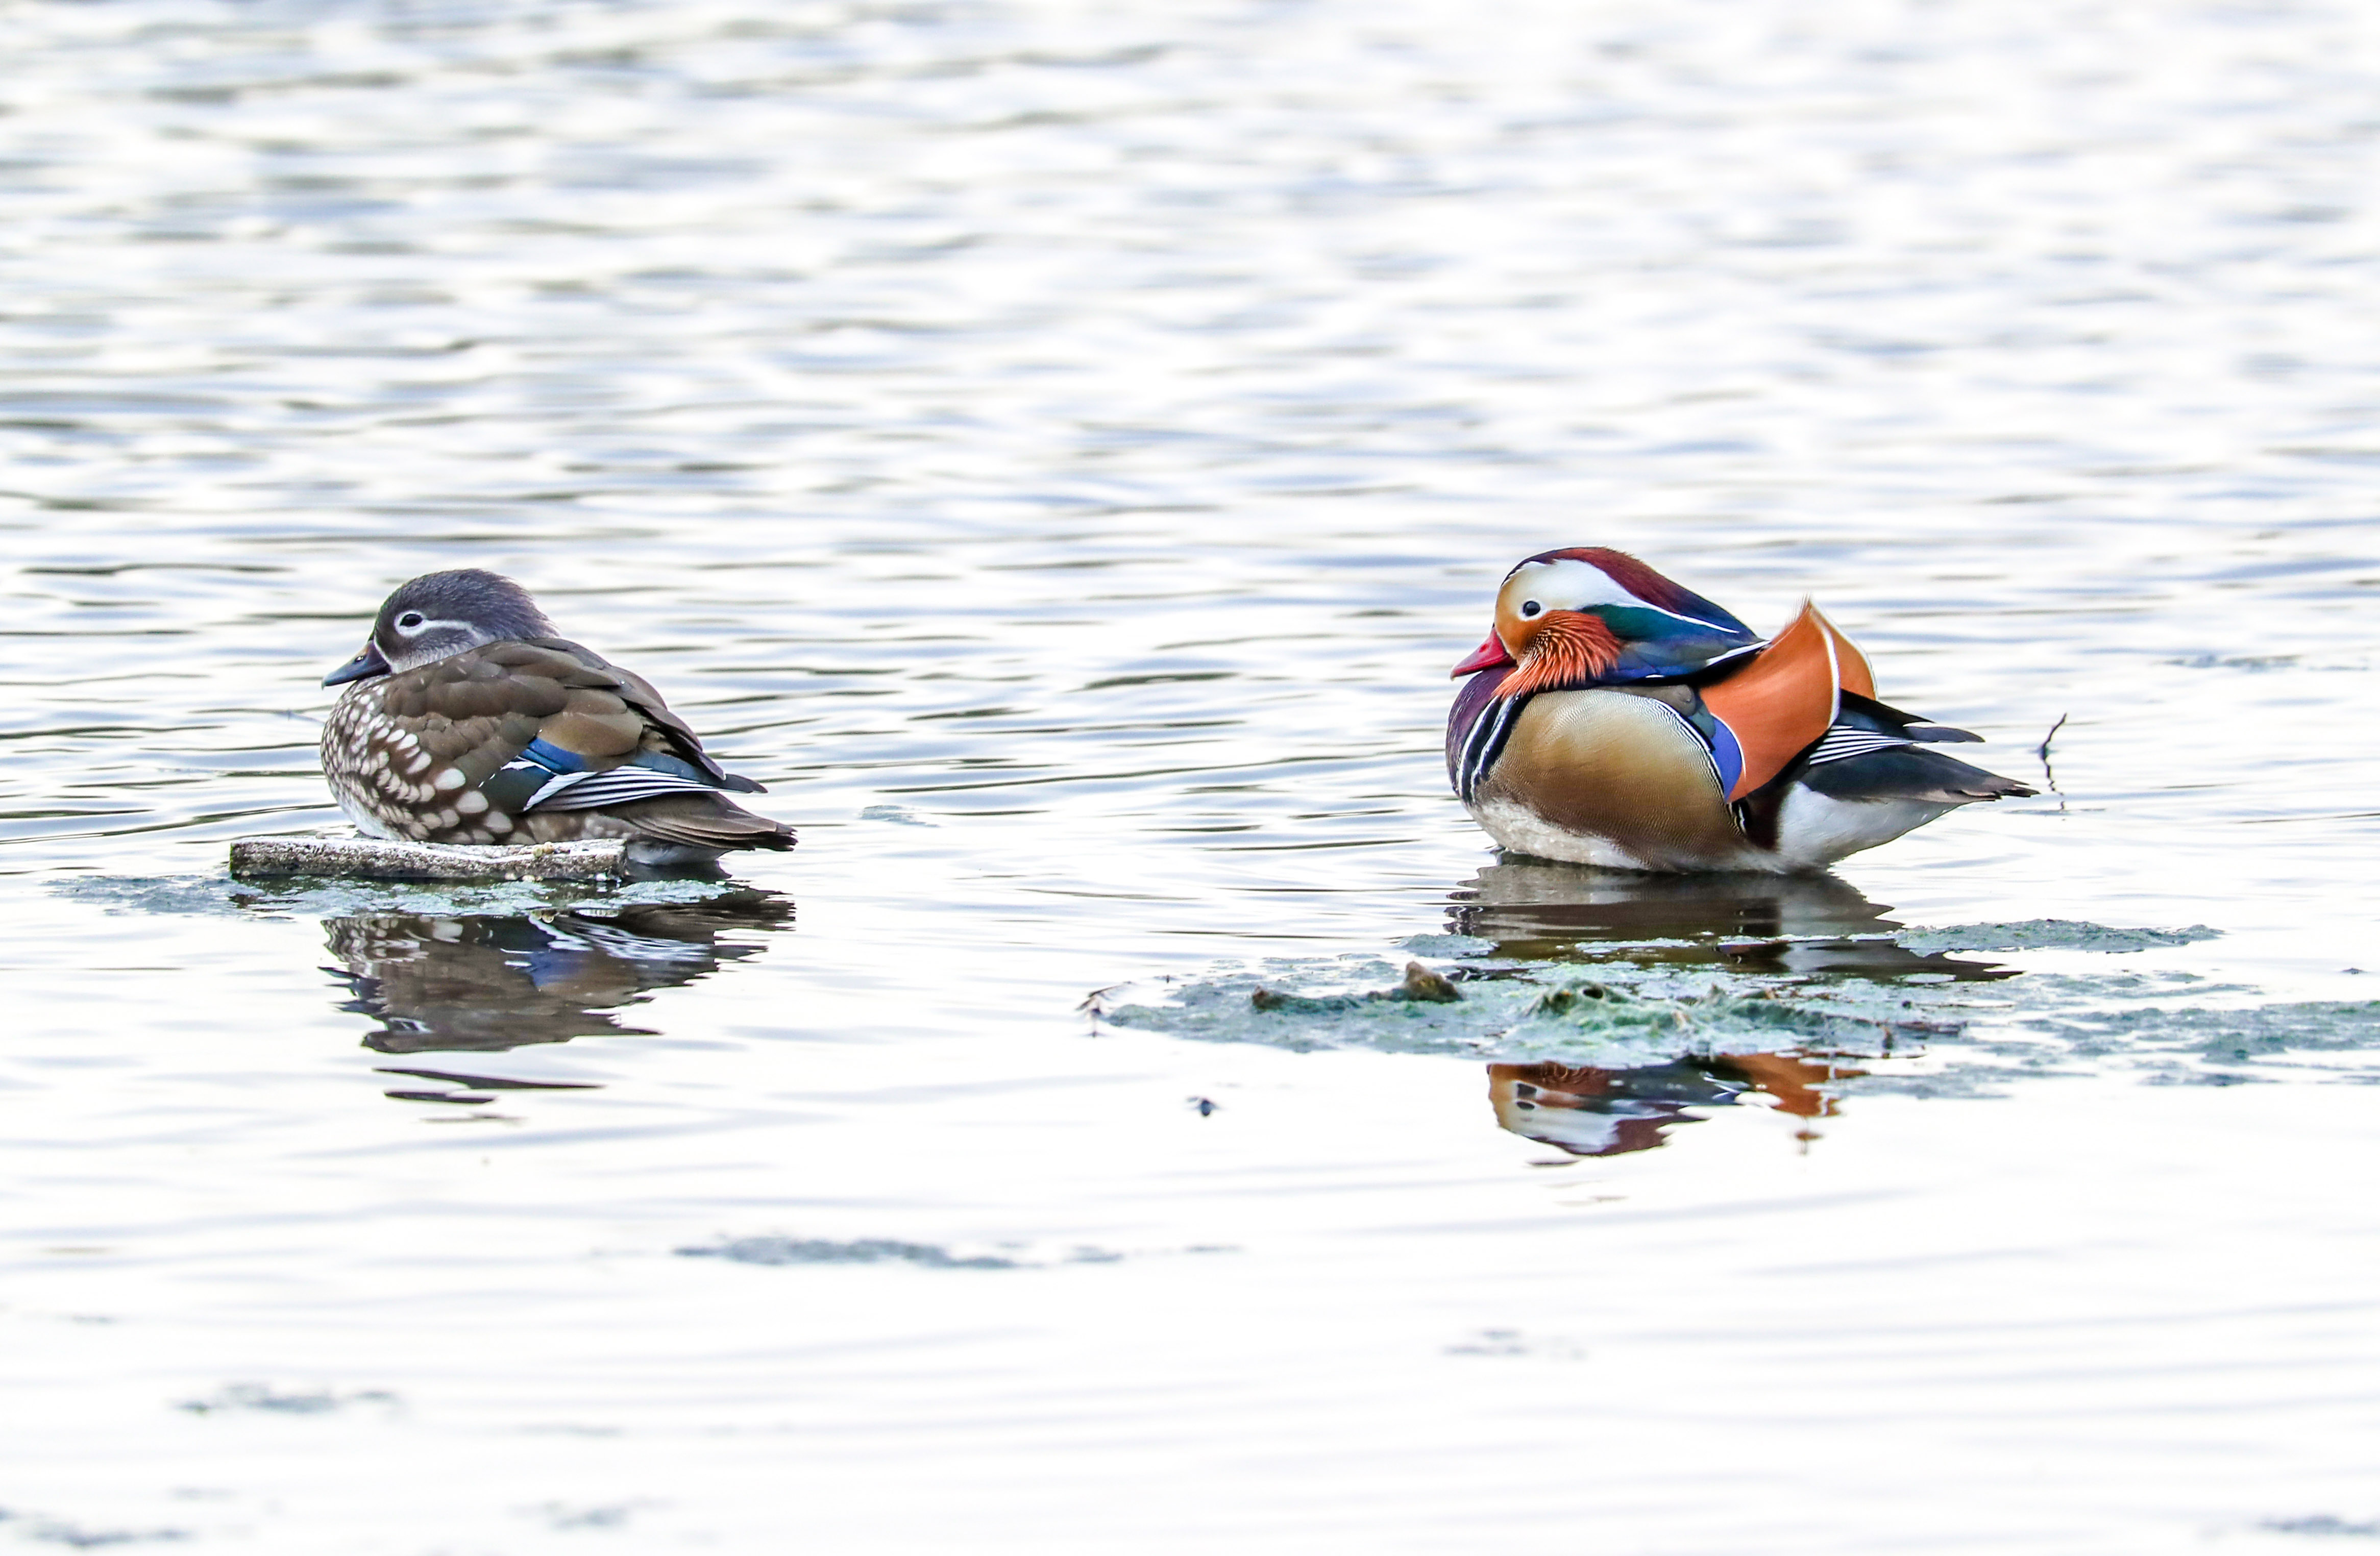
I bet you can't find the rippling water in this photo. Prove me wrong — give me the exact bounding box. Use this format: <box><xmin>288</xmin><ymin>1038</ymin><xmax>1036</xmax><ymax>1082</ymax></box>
<box><xmin>6</xmin><ymin>3</ymin><xmax>2379</xmax><ymax>1551</ymax></box>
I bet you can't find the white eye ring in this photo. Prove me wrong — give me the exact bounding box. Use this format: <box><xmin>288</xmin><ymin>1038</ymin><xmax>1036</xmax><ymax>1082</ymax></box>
<box><xmin>1519</xmin><ymin>600</ymin><xmax>1543</xmax><ymax>618</ymax></box>
<box><xmin>396</xmin><ymin>612</ymin><xmax>425</xmax><ymax>632</ymax></box>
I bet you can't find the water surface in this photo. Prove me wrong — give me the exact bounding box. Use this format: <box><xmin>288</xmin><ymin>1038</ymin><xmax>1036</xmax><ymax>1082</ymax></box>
<box><xmin>4</xmin><ymin>2</ymin><xmax>2379</xmax><ymax>1551</ymax></box>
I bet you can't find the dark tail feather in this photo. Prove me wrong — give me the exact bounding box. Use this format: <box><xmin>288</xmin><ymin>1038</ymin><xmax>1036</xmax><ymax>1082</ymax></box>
<box><xmin>1839</xmin><ymin>692</ymin><xmax>1984</xmax><ymax>744</ymax></box>
<box><xmin>1804</xmin><ymin>746</ymin><xmax>2038</xmax><ymax>806</ymax></box>
<box><xmin>617</xmin><ymin>795</ymin><xmax>797</xmax><ymax>853</ymax></box>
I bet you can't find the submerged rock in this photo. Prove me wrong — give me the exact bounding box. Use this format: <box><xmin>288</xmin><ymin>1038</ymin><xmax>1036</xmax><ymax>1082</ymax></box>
<box><xmin>231</xmin><ymin>834</ymin><xmax>624</xmax><ymax>882</ymax></box>
<box><xmin>1252</xmin><ymin>960</ymin><xmax>1461</xmax><ymax>1013</ymax></box>
<box><xmin>1398</xmin><ymin>962</ymin><xmax>1463</xmax><ymax>1003</ymax></box>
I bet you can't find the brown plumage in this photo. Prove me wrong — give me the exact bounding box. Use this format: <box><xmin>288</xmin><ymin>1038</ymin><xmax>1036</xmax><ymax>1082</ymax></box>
<box><xmin>1470</xmin><ymin>687</ymin><xmax>1756</xmax><ymax>871</ymax></box>
<box><xmin>320</xmin><ymin>571</ymin><xmax>794</xmax><ymax>865</ymax></box>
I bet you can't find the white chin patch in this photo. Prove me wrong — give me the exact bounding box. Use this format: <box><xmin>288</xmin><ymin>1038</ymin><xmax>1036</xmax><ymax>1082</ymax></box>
<box><xmin>1772</xmin><ymin>789</ymin><xmax>1953</xmax><ymax>869</ymax></box>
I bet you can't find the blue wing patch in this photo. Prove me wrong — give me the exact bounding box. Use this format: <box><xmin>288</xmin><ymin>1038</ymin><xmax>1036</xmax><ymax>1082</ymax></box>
<box><xmin>1705</xmin><ymin>717</ymin><xmax>1745</xmax><ymax>799</ymax></box>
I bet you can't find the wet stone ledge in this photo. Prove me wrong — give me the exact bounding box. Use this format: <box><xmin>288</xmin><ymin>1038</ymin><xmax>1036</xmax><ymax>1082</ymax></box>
<box><xmin>229</xmin><ymin>835</ymin><xmax>625</xmax><ymax>883</ymax></box>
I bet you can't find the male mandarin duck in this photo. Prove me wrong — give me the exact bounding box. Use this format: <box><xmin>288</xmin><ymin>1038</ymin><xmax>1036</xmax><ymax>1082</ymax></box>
<box><xmin>1447</xmin><ymin>548</ymin><xmax>2032</xmax><ymax>872</ymax></box>
<box><xmin>320</xmin><ymin>570</ymin><xmax>795</xmax><ymax>867</ymax></box>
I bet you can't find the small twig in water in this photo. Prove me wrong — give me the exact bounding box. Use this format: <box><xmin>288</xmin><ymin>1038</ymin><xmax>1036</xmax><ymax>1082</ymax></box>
<box><xmin>2035</xmin><ymin>712</ymin><xmax>2068</xmax><ymax>763</ymax></box>
<box><xmin>1078</xmin><ymin>982</ymin><xmax>1125</xmax><ymax>1023</ymax></box>
<box><xmin>2034</xmin><ymin>712</ymin><xmax>2069</xmax><ymax>802</ymax></box>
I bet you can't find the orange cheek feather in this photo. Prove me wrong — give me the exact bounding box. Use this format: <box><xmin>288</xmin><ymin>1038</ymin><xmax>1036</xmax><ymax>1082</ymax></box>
<box><xmin>1494</xmin><ymin>612</ymin><xmax>1623</xmax><ymax>698</ymax></box>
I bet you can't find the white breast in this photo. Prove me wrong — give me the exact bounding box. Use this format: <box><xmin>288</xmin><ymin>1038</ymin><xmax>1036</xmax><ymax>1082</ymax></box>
<box><xmin>1467</xmin><ymin>795</ymin><xmax>1664</xmax><ymax>871</ymax></box>
<box><xmin>1771</xmin><ymin>787</ymin><xmax>1955</xmax><ymax>870</ymax></box>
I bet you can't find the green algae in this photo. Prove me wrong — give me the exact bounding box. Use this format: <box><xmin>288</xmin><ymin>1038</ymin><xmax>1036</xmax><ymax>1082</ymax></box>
<box><xmin>1103</xmin><ymin>934</ymin><xmax>2374</xmax><ymax>1092</ymax></box>
<box><xmin>1106</xmin><ymin>953</ymin><xmax>1970</xmax><ymax>1067</ymax></box>
<box><xmin>1899</xmin><ymin>920</ymin><xmax>2221</xmax><ymax>954</ymax></box>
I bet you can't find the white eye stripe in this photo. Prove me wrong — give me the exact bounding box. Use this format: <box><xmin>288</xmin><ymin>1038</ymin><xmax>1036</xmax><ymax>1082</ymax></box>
<box><xmin>1512</xmin><ymin>559</ymin><xmax>1641</xmax><ymax>610</ymax></box>
<box><xmin>391</xmin><ymin>615</ymin><xmax>473</xmax><ymax>637</ymax></box>
<box><xmin>1508</xmin><ymin>560</ymin><xmax>1733</xmax><ymax>633</ymax></box>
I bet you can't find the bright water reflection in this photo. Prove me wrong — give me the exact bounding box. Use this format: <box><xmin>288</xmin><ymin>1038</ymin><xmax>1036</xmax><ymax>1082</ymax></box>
<box><xmin>5</xmin><ymin>0</ymin><xmax>2380</xmax><ymax>1551</ymax></box>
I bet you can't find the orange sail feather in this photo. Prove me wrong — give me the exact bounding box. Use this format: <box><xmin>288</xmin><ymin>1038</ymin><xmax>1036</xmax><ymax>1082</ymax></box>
<box><xmin>1701</xmin><ymin>602</ymin><xmax>1854</xmax><ymax>800</ymax></box>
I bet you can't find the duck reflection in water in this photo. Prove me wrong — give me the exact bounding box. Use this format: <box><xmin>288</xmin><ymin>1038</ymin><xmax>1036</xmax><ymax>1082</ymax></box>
<box><xmin>1489</xmin><ymin>1054</ymin><xmax>1859</xmax><ymax>1159</ymax></box>
<box><xmin>1447</xmin><ymin>855</ymin><xmax>2012</xmax><ymax>980</ymax></box>
<box><xmin>326</xmin><ymin>890</ymin><xmax>793</xmax><ymax>1055</ymax></box>
<box><xmin>1454</xmin><ymin>857</ymin><xmax>1994</xmax><ymax>1157</ymax></box>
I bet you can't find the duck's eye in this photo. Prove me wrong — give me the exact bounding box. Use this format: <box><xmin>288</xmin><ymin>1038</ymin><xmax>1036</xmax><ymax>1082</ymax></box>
<box><xmin>395</xmin><ymin>612</ymin><xmax>425</xmax><ymax>632</ymax></box>
<box><xmin>1519</xmin><ymin>600</ymin><xmax>1543</xmax><ymax>619</ymax></box>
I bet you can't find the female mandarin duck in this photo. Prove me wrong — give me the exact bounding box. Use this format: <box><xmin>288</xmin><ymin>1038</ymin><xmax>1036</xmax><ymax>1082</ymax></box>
<box><xmin>321</xmin><ymin>570</ymin><xmax>795</xmax><ymax>867</ymax></box>
<box><xmin>1447</xmin><ymin>548</ymin><xmax>2032</xmax><ymax>872</ymax></box>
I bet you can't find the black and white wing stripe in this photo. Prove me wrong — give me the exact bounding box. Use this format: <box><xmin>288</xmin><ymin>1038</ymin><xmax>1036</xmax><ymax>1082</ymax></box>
<box><xmin>1802</xmin><ymin>724</ymin><xmax>1916</xmax><ymax>768</ymax></box>
<box><xmin>504</xmin><ymin>762</ymin><xmax>732</xmax><ymax>812</ymax></box>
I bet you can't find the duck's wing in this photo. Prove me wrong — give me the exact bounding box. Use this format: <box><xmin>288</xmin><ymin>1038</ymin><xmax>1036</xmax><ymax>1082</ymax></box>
<box><xmin>1696</xmin><ymin>602</ymin><xmax>1859</xmax><ymax>800</ymax></box>
<box><xmin>1800</xmin><ymin>742</ymin><xmax>2037</xmax><ymax>805</ymax></box>
<box><xmin>340</xmin><ymin>643</ymin><xmax>792</xmax><ymax>852</ymax></box>
<box><xmin>517</xmin><ymin>637</ymin><xmax>763</xmax><ymax>792</ymax></box>
<box><xmin>1799</xmin><ymin>694</ymin><xmax>2037</xmax><ymax>805</ymax></box>
<box><xmin>447</xmin><ymin>640</ymin><xmax>758</xmax><ymax>817</ymax></box>
<box><xmin>1698</xmin><ymin>605</ymin><xmax>2034</xmax><ymax>807</ymax></box>
<box><xmin>1837</xmin><ymin>690</ymin><xmax>1984</xmax><ymax>745</ymax></box>
<box><xmin>365</xmin><ymin>645</ymin><xmax>575</xmax><ymax>794</ymax></box>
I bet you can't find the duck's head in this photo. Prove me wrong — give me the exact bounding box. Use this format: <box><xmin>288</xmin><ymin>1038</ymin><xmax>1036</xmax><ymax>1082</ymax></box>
<box><xmin>323</xmin><ymin>569</ymin><xmax>559</xmax><ymax>686</ymax></box>
<box><xmin>1451</xmin><ymin>547</ymin><xmax>1761</xmax><ymax>696</ymax></box>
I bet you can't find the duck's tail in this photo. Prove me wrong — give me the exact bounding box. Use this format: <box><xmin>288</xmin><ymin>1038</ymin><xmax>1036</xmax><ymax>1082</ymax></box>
<box><xmin>615</xmin><ymin>794</ymin><xmax>798</xmax><ymax>854</ymax></box>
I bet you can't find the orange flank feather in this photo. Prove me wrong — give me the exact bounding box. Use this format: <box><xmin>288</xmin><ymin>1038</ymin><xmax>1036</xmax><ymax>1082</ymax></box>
<box><xmin>1493</xmin><ymin>611</ymin><xmax>1622</xmax><ymax>699</ymax></box>
<box><xmin>1701</xmin><ymin>602</ymin><xmax>1847</xmax><ymax>800</ymax></box>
